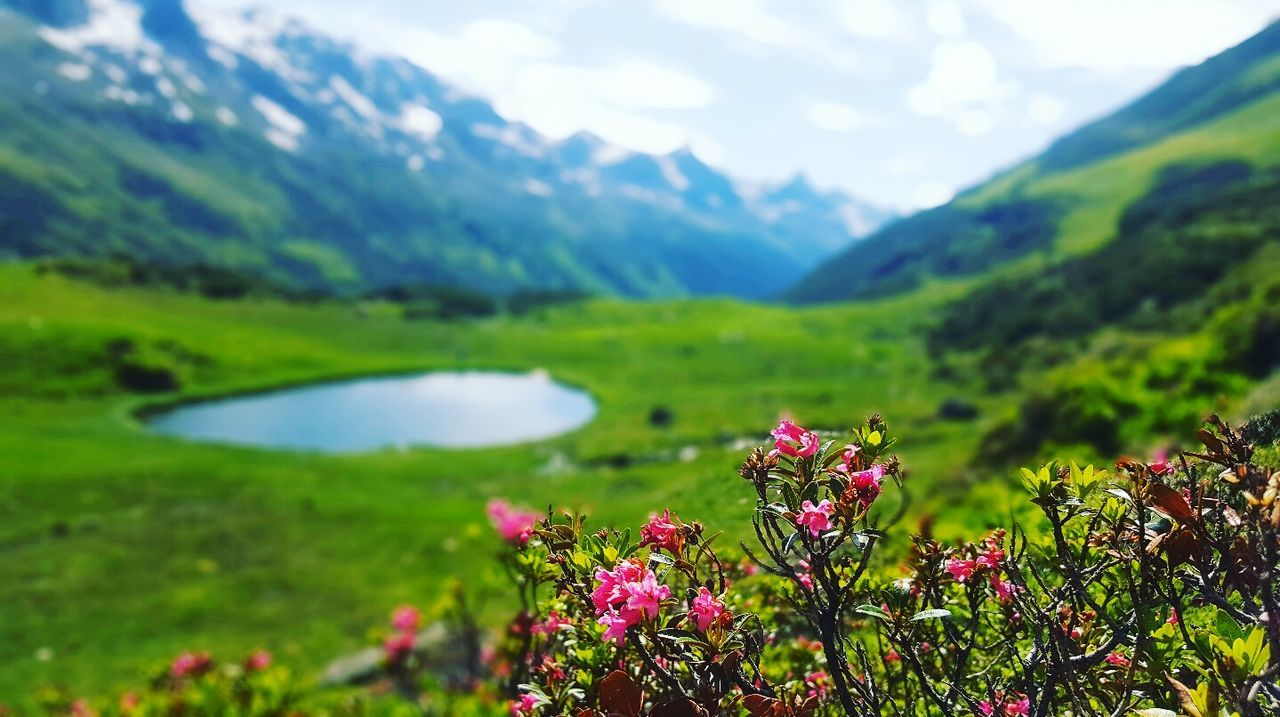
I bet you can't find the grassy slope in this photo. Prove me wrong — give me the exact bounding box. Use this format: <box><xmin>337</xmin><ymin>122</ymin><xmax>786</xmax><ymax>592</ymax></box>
<box><xmin>0</xmin><ymin>265</ymin><xmax>1020</xmax><ymax>697</ymax></box>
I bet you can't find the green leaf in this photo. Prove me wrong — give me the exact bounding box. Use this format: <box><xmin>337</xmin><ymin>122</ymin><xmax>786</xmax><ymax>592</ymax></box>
<box><xmin>855</xmin><ymin>604</ymin><xmax>892</xmax><ymax>621</ymax></box>
<box><xmin>909</xmin><ymin>608</ymin><xmax>952</xmax><ymax>621</ymax></box>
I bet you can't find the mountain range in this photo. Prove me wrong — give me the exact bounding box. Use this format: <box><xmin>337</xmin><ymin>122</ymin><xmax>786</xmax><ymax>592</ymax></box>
<box><xmin>0</xmin><ymin>0</ymin><xmax>891</xmax><ymax>299</ymax></box>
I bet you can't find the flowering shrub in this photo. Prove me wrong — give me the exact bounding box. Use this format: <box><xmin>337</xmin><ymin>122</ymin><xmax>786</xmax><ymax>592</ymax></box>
<box><xmin>13</xmin><ymin>412</ymin><xmax>1280</xmax><ymax>716</ymax></box>
<box><xmin>490</xmin><ymin>414</ymin><xmax>1280</xmax><ymax>716</ymax></box>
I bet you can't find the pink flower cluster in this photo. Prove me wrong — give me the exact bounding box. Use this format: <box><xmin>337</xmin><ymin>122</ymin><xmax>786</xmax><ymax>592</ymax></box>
<box><xmin>510</xmin><ymin>692</ymin><xmax>541</xmax><ymax>716</ymax></box>
<box><xmin>771</xmin><ymin>420</ymin><xmax>820</xmax><ymax>459</ymax></box>
<box><xmin>384</xmin><ymin>604</ymin><xmax>420</xmax><ymax>664</ymax></box>
<box><xmin>945</xmin><ymin>533</ymin><xmax>1018</xmax><ymax>604</ymax></box>
<box><xmin>487</xmin><ymin>498</ymin><xmax>540</xmax><ymax>546</ymax></box>
<box><xmin>244</xmin><ymin>649</ymin><xmax>272</xmax><ymax>672</ymax></box>
<box><xmin>170</xmin><ymin>651</ymin><xmax>213</xmax><ymax>680</ymax></box>
<box><xmin>796</xmin><ymin>499</ymin><xmax>834</xmax><ymax>537</ymax></box>
<box><xmin>531</xmin><ymin>611</ymin><xmax>569</xmax><ymax>635</ymax></box>
<box><xmin>1104</xmin><ymin>651</ymin><xmax>1131</xmax><ymax>668</ymax></box>
<box><xmin>640</xmin><ymin>509</ymin><xmax>682</xmax><ymax>553</ymax></box>
<box><xmin>843</xmin><ymin>462</ymin><xmax>884</xmax><ymax>510</ymax></box>
<box><xmin>688</xmin><ymin>586</ymin><xmax>728</xmax><ymax>632</ymax></box>
<box><xmin>796</xmin><ymin>557</ymin><xmax>814</xmax><ymax>591</ymax></box>
<box><xmin>978</xmin><ymin>693</ymin><xmax>1030</xmax><ymax>716</ymax></box>
<box><xmin>591</xmin><ymin>559</ymin><xmax>671</xmax><ymax>645</ymax></box>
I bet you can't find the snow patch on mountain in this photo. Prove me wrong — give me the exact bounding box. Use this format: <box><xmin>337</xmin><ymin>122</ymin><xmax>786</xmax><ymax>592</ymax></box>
<box><xmin>329</xmin><ymin>75</ymin><xmax>378</xmax><ymax>121</ymax></box>
<box><xmin>252</xmin><ymin>94</ymin><xmax>306</xmax><ymax>151</ymax></box>
<box><xmin>656</xmin><ymin>155</ymin><xmax>690</xmax><ymax>191</ymax></box>
<box><xmin>39</xmin><ymin>0</ymin><xmax>153</xmax><ymax>55</ymax></box>
<box><xmin>399</xmin><ymin>105</ymin><xmax>442</xmax><ymax>141</ymax></box>
<box><xmin>58</xmin><ymin>62</ymin><xmax>92</xmax><ymax>81</ymax></box>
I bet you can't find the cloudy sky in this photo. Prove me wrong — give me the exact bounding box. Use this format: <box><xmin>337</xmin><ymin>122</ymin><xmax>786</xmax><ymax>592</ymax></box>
<box><xmin>205</xmin><ymin>0</ymin><xmax>1277</xmax><ymax>210</ymax></box>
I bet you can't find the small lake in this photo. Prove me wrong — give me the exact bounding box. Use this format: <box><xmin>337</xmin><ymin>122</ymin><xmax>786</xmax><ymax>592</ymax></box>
<box><xmin>145</xmin><ymin>371</ymin><xmax>597</xmax><ymax>453</ymax></box>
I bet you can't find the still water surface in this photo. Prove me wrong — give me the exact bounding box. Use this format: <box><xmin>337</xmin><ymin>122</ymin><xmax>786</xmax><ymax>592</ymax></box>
<box><xmin>146</xmin><ymin>371</ymin><xmax>596</xmax><ymax>452</ymax></box>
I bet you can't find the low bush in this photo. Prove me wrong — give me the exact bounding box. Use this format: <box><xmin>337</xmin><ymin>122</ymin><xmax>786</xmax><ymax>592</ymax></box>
<box><xmin>11</xmin><ymin>413</ymin><xmax>1279</xmax><ymax>716</ymax></box>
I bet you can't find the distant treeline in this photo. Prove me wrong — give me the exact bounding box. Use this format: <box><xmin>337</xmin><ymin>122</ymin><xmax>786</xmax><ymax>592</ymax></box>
<box><xmin>35</xmin><ymin>255</ymin><xmax>589</xmax><ymax>319</ymax></box>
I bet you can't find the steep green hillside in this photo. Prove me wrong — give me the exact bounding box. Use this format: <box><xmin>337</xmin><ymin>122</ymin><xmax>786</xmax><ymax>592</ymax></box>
<box><xmin>787</xmin><ymin>20</ymin><xmax>1280</xmax><ymax>303</ymax></box>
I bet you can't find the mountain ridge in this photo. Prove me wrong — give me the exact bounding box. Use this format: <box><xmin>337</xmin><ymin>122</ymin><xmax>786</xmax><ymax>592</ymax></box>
<box><xmin>0</xmin><ymin>0</ymin><xmax>892</xmax><ymax>298</ymax></box>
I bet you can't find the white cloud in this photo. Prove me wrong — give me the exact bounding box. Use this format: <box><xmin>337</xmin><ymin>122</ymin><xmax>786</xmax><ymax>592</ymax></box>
<box><xmin>912</xmin><ymin>180</ymin><xmax>954</xmax><ymax>209</ymax></box>
<box><xmin>886</xmin><ymin>156</ymin><xmax>919</xmax><ymax>176</ymax></box>
<box><xmin>653</xmin><ymin>0</ymin><xmax>808</xmax><ymax>46</ymax></box>
<box><xmin>956</xmin><ymin>109</ymin><xmax>993</xmax><ymax>137</ymax></box>
<box><xmin>806</xmin><ymin>101</ymin><xmax>865</xmax><ymax>131</ymax></box>
<box><xmin>922</xmin><ymin>40</ymin><xmax>1000</xmax><ymax>105</ymax></box>
<box><xmin>492</xmin><ymin>64</ymin><xmax>693</xmax><ymax>153</ymax></box>
<box><xmin>831</xmin><ymin>0</ymin><xmax>903</xmax><ymax>39</ymax></box>
<box><xmin>588</xmin><ymin>61</ymin><xmax>714</xmax><ymax>109</ymax></box>
<box><xmin>907</xmin><ymin>39</ymin><xmax>1017</xmax><ymax>136</ymax></box>
<box><xmin>926</xmin><ymin>0</ymin><xmax>966</xmax><ymax>38</ymax></box>
<box><xmin>1026</xmin><ymin>91</ymin><xmax>1066</xmax><ymax>125</ymax></box>
<box><xmin>979</xmin><ymin>0</ymin><xmax>1278</xmax><ymax>71</ymax></box>
<box><xmin>460</xmin><ymin>19</ymin><xmax>559</xmax><ymax>59</ymax></box>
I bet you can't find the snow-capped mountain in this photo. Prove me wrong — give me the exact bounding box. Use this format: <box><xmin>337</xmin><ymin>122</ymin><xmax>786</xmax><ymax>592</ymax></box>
<box><xmin>0</xmin><ymin>0</ymin><xmax>891</xmax><ymax>298</ymax></box>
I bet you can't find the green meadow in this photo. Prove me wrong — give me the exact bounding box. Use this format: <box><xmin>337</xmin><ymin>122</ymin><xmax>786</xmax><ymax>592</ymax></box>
<box><xmin>0</xmin><ymin>264</ymin><xmax>1026</xmax><ymax>696</ymax></box>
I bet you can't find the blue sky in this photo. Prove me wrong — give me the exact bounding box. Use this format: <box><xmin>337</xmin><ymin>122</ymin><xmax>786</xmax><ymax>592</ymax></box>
<box><xmin>206</xmin><ymin>0</ymin><xmax>1278</xmax><ymax>209</ymax></box>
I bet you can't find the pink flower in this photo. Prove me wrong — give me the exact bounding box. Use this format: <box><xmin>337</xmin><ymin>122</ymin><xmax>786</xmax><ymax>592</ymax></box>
<box><xmin>804</xmin><ymin>671</ymin><xmax>830</xmax><ymax>699</ymax></box>
<box><xmin>884</xmin><ymin>649</ymin><xmax>901</xmax><ymax>663</ymax></box>
<box><xmin>945</xmin><ymin>558</ymin><xmax>977</xmax><ymax>583</ymax></box>
<box><xmin>487</xmin><ymin>499</ymin><xmax>540</xmax><ymax>546</ymax></box>
<box><xmin>844</xmin><ymin>464</ymin><xmax>884</xmax><ymax>509</ymax></box>
<box><xmin>796</xmin><ymin>557</ymin><xmax>815</xmax><ymax>590</ymax></box>
<box><xmin>796</xmin><ymin>499</ymin><xmax>834</xmax><ymax>537</ymax></box>
<box><xmin>119</xmin><ymin>693</ymin><xmax>140</xmax><ymax>713</ymax></box>
<box><xmin>771</xmin><ymin>420</ymin><xmax>821</xmax><ymax>458</ymax></box>
<box><xmin>532</xmin><ymin>611</ymin><xmax>569</xmax><ymax>635</ymax></box>
<box><xmin>989</xmin><ymin>573</ymin><xmax>1017</xmax><ymax>603</ymax></box>
<box><xmin>1004</xmin><ymin>696</ymin><xmax>1030</xmax><ymax>716</ymax></box>
<box><xmin>1150</xmin><ymin>450</ymin><xmax>1175</xmax><ymax>476</ymax></box>
<box><xmin>689</xmin><ymin>587</ymin><xmax>727</xmax><ymax>632</ymax></box>
<box><xmin>590</xmin><ymin>559</ymin><xmax>646</xmax><ymax>614</ymax></box>
<box><xmin>70</xmin><ymin>700</ymin><xmax>96</xmax><ymax>717</ymax></box>
<box><xmin>1105</xmin><ymin>651</ymin><xmax>1131</xmax><ymax>668</ymax></box>
<box><xmin>244</xmin><ymin>649</ymin><xmax>272</xmax><ymax>672</ymax></box>
<box><xmin>1167</xmin><ymin>610</ymin><xmax>1179</xmax><ymax>626</ymax></box>
<box><xmin>391</xmin><ymin>605</ymin><xmax>421</xmax><ymax>633</ymax></box>
<box><xmin>590</xmin><ymin>561</ymin><xmax>670</xmax><ymax>643</ymax></box>
<box><xmin>170</xmin><ymin>651</ymin><xmax>212</xmax><ymax>679</ymax></box>
<box><xmin>510</xmin><ymin>693</ymin><xmax>541</xmax><ymax>716</ymax></box>
<box><xmin>977</xmin><ymin>546</ymin><xmax>1004</xmax><ymax>571</ymax></box>
<box><xmin>383</xmin><ymin>632</ymin><xmax>415</xmax><ymax>663</ymax></box>
<box><xmin>640</xmin><ymin>509</ymin><xmax>682</xmax><ymax>553</ymax></box>
<box><xmin>978</xmin><ymin>700</ymin><xmax>995</xmax><ymax>717</ymax></box>
<box><xmin>597</xmin><ymin>610</ymin><xmax>631</xmax><ymax>646</ymax></box>
<box><xmin>623</xmin><ymin>572</ymin><xmax>671</xmax><ymax>622</ymax></box>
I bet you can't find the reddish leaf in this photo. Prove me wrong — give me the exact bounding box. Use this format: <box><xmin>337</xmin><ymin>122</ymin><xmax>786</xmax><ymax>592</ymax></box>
<box><xmin>648</xmin><ymin>699</ymin><xmax>706</xmax><ymax>717</ymax></box>
<box><xmin>1163</xmin><ymin>528</ymin><xmax>1199</xmax><ymax>569</ymax></box>
<box><xmin>742</xmin><ymin>695</ymin><xmax>781</xmax><ymax>716</ymax></box>
<box><xmin>599</xmin><ymin>671</ymin><xmax>644</xmax><ymax>717</ymax></box>
<box><xmin>1148</xmin><ymin>482</ymin><xmax>1196</xmax><ymax>522</ymax></box>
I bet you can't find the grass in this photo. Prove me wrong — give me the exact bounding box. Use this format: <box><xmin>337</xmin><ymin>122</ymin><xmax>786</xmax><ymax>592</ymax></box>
<box><xmin>0</xmin><ymin>264</ymin><xmax>1019</xmax><ymax>698</ymax></box>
